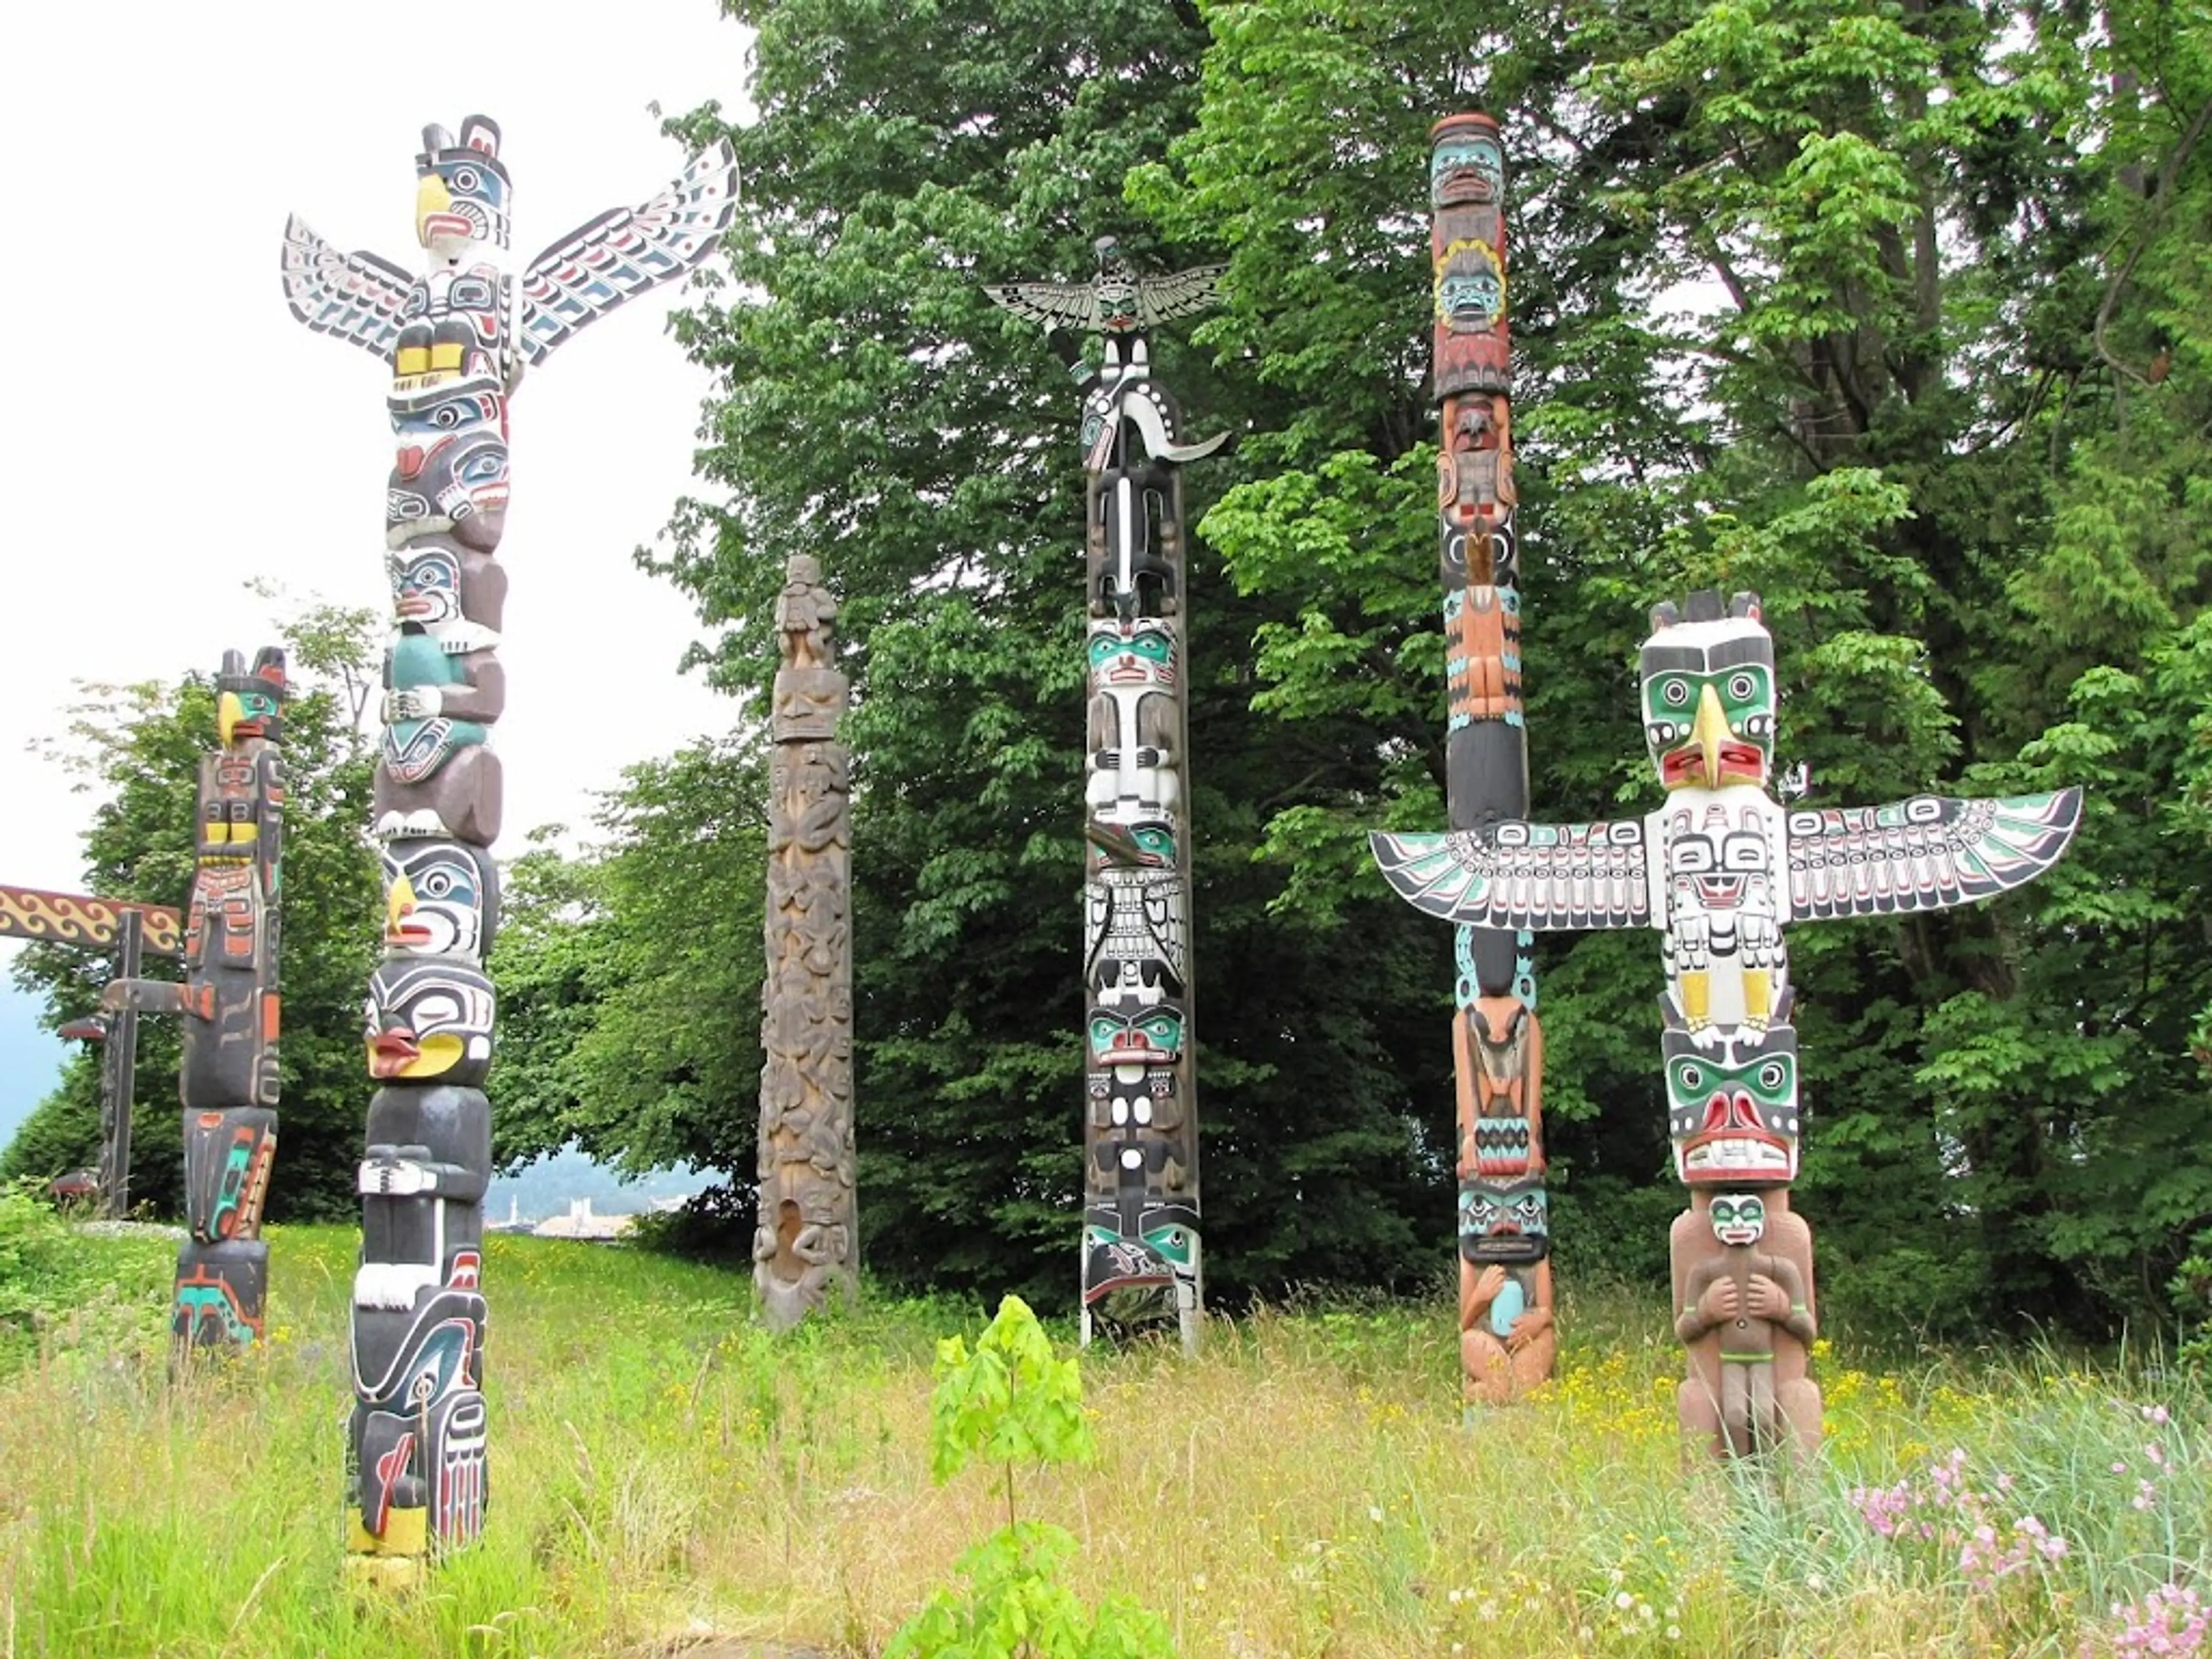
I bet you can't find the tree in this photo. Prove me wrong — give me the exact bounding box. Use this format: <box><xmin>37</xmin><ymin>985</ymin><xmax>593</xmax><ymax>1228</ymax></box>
<box><xmin>621</xmin><ymin>0</ymin><xmax>1455</xmax><ymax>1307</ymax></box>
<box><xmin>490</xmin><ymin>741</ymin><xmax>771</xmax><ymax>1188</ymax></box>
<box><xmin>1</xmin><ymin>594</ymin><xmax>381</xmax><ymax>1222</ymax></box>
<box><xmin>1131</xmin><ymin>0</ymin><xmax>2211</xmax><ymax>1327</ymax></box>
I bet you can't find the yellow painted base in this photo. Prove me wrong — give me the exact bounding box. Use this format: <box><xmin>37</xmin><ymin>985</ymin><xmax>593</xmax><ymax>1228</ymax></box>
<box><xmin>345</xmin><ymin>1505</ymin><xmax>429</xmax><ymax>1592</ymax></box>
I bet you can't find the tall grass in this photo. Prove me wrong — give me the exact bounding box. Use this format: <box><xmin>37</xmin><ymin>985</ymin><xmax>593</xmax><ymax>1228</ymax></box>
<box><xmin>1</xmin><ymin>1220</ymin><xmax>2204</xmax><ymax>1657</ymax></box>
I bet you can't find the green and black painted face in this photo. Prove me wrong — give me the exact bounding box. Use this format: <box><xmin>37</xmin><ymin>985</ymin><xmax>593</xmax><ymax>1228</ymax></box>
<box><xmin>1666</xmin><ymin>1026</ymin><xmax>1799</xmax><ymax>1185</ymax></box>
<box><xmin>1088</xmin><ymin>1006</ymin><xmax>1184</xmax><ymax>1070</ymax></box>
<box><xmin>1639</xmin><ymin>612</ymin><xmax>1776</xmax><ymax>790</ymax></box>
<box><xmin>215</xmin><ymin>647</ymin><xmax>287</xmax><ymax>747</ymax></box>
<box><xmin>1086</xmin><ymin>623</ymin><xmax>1177</xmax><ymax>691</ymax></box>
<box><xmin>1708</xmin><ymin>1192</ymin><xmax>1767</xmax><ymax>1248</ymax></box>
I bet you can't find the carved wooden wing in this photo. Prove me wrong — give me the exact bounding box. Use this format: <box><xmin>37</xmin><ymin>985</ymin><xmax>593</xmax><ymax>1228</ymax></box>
<box><xmin>517</xmin><ymin>138</ymin><xmax>739</xmax><ymax>368</ymax></box>
<box><xmin>1137</xmin><ymin>264</ymin><xmax>1226</xmax><ymax>327</ymax></box>
<box><xmin>984</xmin><ymin>280</ymin><xmax>1100</xmax><ymax>332</ymax></box>
<box><xmin>1784</xmin><ymin>789</ymin><xmax>2082</xmax><ymax>921</ymax></box>
<box><xmin>280</xmin><ymin>215</ymin><xmax>412</xmax><ymax>362</ymax></box>
<box><xmin>1368</xmin><ymin>819</ymin><xmax>1654</xmax><ymax>931</ymax></box>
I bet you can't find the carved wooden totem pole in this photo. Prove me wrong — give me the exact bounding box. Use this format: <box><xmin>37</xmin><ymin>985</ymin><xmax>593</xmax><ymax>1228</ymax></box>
<box><xmin>1423</xmin><ymin>113</ymin><xmax>1554</xmax><ymax>1406</ymax></box>
<box><xmin>756</xmin><ymin>555</ymin><xmax>857</xmax><ymax>1328</ymax></box>
<box><xmin>988</xmin><ymin>238</ymin><xmax>1227</xmax><ymax>1351</ymax></box>
<box><xmin>282</xmin><ymin>115</ymin><xmax>736</xmax><ymax>1586</ymax></box>
<box><xmin>1372</xmin><ymin>590</ymin><xmax>2081</xmax><ymax>1457</ymax></box>
<box><xmin>108</xmin><ymin>650</ymin><xmax>288</xmax><ymax>1349</ymax></box>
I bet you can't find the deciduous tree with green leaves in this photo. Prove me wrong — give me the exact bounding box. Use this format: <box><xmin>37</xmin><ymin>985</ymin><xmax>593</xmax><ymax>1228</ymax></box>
<box><xmin>1</xmin><ymin>594</ymin><xmax>381</xmax><ymax>1220</ymax></box>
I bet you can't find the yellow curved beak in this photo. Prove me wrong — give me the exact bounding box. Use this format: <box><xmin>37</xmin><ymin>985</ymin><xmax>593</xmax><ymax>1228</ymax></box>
<box><xmin>1690</xmin><ymin>683</ymin><xmax>1730</xmax><ymax>790</ymax></box>
<box><xmin>385</xmin><ymin>873</ymin><xmax>418</xmax><ymax>938</ymax></box>
<box><xmin>415</xmin><ymin>172</ymin><xmax>453</xmax><ymax>241</ymax></box>
<box><xmin>216</xmin><ymin>691</ymin><xmax>244</xmax><ymax>749</ymax></box>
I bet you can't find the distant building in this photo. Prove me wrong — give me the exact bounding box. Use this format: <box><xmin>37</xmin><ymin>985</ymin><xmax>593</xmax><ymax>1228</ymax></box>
<box><xmin>530</xmin><ymin>1198</ymin><xmax>635</xmax><ymax>1243</ymax></box>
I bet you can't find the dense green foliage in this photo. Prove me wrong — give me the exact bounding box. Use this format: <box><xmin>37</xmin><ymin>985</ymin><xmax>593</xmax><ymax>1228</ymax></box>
<box><xmin>488</xmin><ymin>0</ymin><xmax>2212</xmax><ymax>1334</ymax></box>
<box><xmin>0</xmin><ymin>599</ymin><xmax>380</xmax><ymax>1220</ymax></box>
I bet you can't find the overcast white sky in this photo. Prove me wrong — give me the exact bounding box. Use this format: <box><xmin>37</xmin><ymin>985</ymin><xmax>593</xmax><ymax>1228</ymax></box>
<box><xmin>1</xmin><ymin>1</ymin><xmax>757</xmax><ymax>1094</ymax></box>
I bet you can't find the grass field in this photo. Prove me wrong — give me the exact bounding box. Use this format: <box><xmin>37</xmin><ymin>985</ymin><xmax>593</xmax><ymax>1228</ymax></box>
<box><xmin>2</xmin><ymin>1212</ymin><xmax>2206</xmax><ymax>1658</ymax></box>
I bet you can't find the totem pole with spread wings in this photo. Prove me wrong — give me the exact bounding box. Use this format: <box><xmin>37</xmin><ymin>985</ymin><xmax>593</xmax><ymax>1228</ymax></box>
<box><xmin>281</xmin><ymin>114</ymin><xmax>735</xmax><ymax>1588</ymax></box>
<box><xmin>1372</xmin><ymin>589</ymin><xmax>2080</xmax><ymax>1457</ymax></box>
<box><xmin>989</xmin><ymin>237</ymin><xmax>1226</xmax><ymax>1353</ymax></box>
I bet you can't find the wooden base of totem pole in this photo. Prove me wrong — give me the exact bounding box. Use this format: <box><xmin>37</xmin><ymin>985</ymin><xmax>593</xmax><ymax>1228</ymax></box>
<box><xmin>1671</xmin><ymin>1188</ymin><xmax>1822</xmax><ymax>1461</ymax></box>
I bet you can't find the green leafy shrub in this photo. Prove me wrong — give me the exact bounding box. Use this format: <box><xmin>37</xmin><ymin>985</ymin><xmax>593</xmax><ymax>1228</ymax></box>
<box><xmin>885</xmin><ymin>1295</ymin><xmax>1177</xmax><ymax>1659</ymax></box>
<box><xmin>0</xmin><ymin>1180</ymin><xmax>170</xmax><ymax>1374</ymax></box>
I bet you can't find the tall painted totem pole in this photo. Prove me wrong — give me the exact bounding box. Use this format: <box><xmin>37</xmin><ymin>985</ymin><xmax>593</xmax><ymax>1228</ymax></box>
<box><xmin>104</xmin><ymin>650</ymin><xmax>287</xmax><ymax>1346</ymax></box>
<box><xmin>988</xmin><ymin>239</ymin><xmax>1227</xmax><ymax>1351</ymax></box>
<box><xmin>282</xmin><ymin>116</ymin><xmax>736</xmax><ymax>1584</ymax></box>
<box><xmin>1372</xmin><ymin>592</ymin><xmax>2081</xmax><ymax>1457</ymax></box>
<box><xmin>1424</xmin><ymin>114</ymin><xmax>1554</xmax><ymax>1406</ymax></box>
<box><xmin>756</xmin><ymin>555</ymin><xmax>857</xmax><ymax>1328</ymax></box>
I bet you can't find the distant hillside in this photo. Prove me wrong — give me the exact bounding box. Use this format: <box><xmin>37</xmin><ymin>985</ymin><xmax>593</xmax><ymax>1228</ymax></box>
<box><xmin>486</xmin><ymin>1143</ymin><xmax>726</xmax><ymax>1225</ymax></box>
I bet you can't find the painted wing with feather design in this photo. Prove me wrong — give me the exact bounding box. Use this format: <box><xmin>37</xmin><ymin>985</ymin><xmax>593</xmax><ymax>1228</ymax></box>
<box><xmin>1783</xmin><ymin>789</ymin><xmax>2082</xmax><ymax>921</ymax></box>
<box><xmin>279</xmin><ymin>215</ymin><xmax>412</xmax><ymax>362</ymax></box>
<box><xmin>1369</xmin><ymin>819</ymin><xmax>1655</xmax><ymax>932</ymax></box>
<box><xmin>517</xmin><ymin>138</ymin><xmax>738</xmax><ymax>368</ymax></box>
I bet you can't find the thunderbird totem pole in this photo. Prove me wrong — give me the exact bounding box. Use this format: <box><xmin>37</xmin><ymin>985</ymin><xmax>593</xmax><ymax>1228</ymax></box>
<box><xmin>988</xmin><ymin>238</ymin><xmax>1227</xmax><ymax>1351</ymax></box>
<box><xmin>282</xmin><ymin>115</ymin><xmax>736</xmax><ymax>1584</ymax></box>
<box><xmin>105</xmin><ymin>651</ymin><xmax>288</xmax><ymax>1348</ymax></box>
<box><xmin>1372</xmin><ymin>587</ymin><xmax>2081</xmax><ymax>1457</ymax></box>
<box><xmin>755</xmin><ymin>555</ymin><xmax>857</xmax><ymax>1328</ymax></box>
<box><xmin>1421</xmin><ymin>113</ymin><xmax>1554</xmax><ymax>1406</ymax></box>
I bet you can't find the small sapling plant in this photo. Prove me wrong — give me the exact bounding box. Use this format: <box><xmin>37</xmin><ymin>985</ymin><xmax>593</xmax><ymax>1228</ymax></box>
<box><xmin>884</xmin><ymin>1294</ymin><xmax>1177</xmax><ymax>1659</ymax></box>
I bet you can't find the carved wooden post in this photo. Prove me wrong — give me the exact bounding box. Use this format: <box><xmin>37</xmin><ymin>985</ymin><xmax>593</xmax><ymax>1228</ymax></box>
<box><xmin>987</xmin><ymin>238</ymin><xmax>1227</xmax><ymax>1353</ymax></box>
<box><xmin>1370</xmin><ymin>589</ymin><xmax>2082</xmax><ymax>1457</ymax></box>
<box><xmin>755</xmin><ymin>554</ymin><xmax>858</xmax><ymax>1327</ymax></box>
<box><xmin>1429</xmin><ymin>113</ymin><xmax>1554</xmax><ymax>1405</ymax></box>
<box><xmin>0</xmin><ymin>887</ymin><xmax>184</xmax><ymax>1217</ymax></box>
<box><xmin>108</xmin><ymin>649</ymin><xmax>288</xmax><ymax>1344</ymax></box>
<box><xmin>282</xmin><ymin>114</ymin><xmax>734</xmax><ymax>1586</ymax></box>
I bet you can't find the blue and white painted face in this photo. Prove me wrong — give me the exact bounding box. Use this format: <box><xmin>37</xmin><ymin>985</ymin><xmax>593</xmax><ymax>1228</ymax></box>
<box><xmin>1430</xmin><ymin>129</ymin><xmax>1504</xmax><ymax>210</ymax></box>
<box><xmin>381</xmin><ymin>838</ymin><xmax>500</xmax><ymax>962</ymax></box>
<box><xmin>1435</xmin><ymin>240</ymin><xmax>1505</xmax><ymax>334</ymax></box>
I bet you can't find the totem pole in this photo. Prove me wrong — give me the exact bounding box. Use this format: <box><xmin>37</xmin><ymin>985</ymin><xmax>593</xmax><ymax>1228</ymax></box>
<box><xmin>756</xmin><ymin>555</ymin><xmax>857</xmax><ymax>1328</ymax></box>
<box><xmin>1422</xmin><ymin>113</ymin><xmax>1553</xmax><ymax>1406</ymax></box>
<box><xmin>987</xmin><ymin>238</ymin><xmax>1226</xmax><ymax>1351</ymax></box>
<box><xmin>281</xmin><ymin>115</ymin><xmax>736</xmax><ymax>1585</ymax></box>
<box><xmin>1371</xmin><ymin>589</ymin><xmax>2081</xmax><ymax>1457</ymax></box>
<box><xmin>107</xmin><ymin>650</ymin><xmax>288</xmax><ymax>1347</ymax></box>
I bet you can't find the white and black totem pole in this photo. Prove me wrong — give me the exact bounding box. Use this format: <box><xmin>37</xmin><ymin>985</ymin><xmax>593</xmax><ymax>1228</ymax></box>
<box><xmin>756</xmin><ymin>555</ymin><xmax>857</xmax><ymax>1328</ymax></box>
<box><xmin>107</xmin><ymin>650</ymin><xmax>288</xmax><ymax>1349</ymax></box>
<box><xmin>1372</xmin><ymin>589</ymin><xmax>2081</xmax><ymax>1457</ymax></box>
<box><xmin>282</xmin><ymin>115</ymin><xmax>736</xmax><ymax>1586</ymax></box>
<box><xmin>988</xmin><ymin>238</ymin><xmax>1227</xmax><ymax>1352</ymax></box>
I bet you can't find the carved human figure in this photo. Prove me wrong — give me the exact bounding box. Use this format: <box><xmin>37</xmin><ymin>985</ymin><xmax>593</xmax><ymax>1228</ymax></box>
<box><xmin>1672</xmin><ymin>1191</ymin><xmax>1820</xmax><ymax>1459</ymax></box>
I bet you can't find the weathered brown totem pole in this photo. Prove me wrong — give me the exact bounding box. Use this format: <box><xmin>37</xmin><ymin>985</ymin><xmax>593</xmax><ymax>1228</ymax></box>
<box><xmin>282</xmin><ymin>115</ymin><xmax>735</xmax><ymax>1584</ymax></box>
<box><xmin>987</xmin><ymin>238</ymin><xmax>1226</xmax><ymax>1352</ymax></box>
<box><xmin>108</xmin><ymin>650</ymin><xmax>288</xmax><ymax>1347</ymax></box>
<box><xmin>1372</xmin><ymin>588</ymin><xmax>2082</xmax><ymax>1458</ymax></box>
<box><xmin>756</xmin><ymin>555</ymin><xmax>858</xmax><ymax>1328</ymax></box>
<box><xmin>1425</xmin><ymin>114</ymin><xmax>1554</xmax><ymax>1406</ymax></box>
